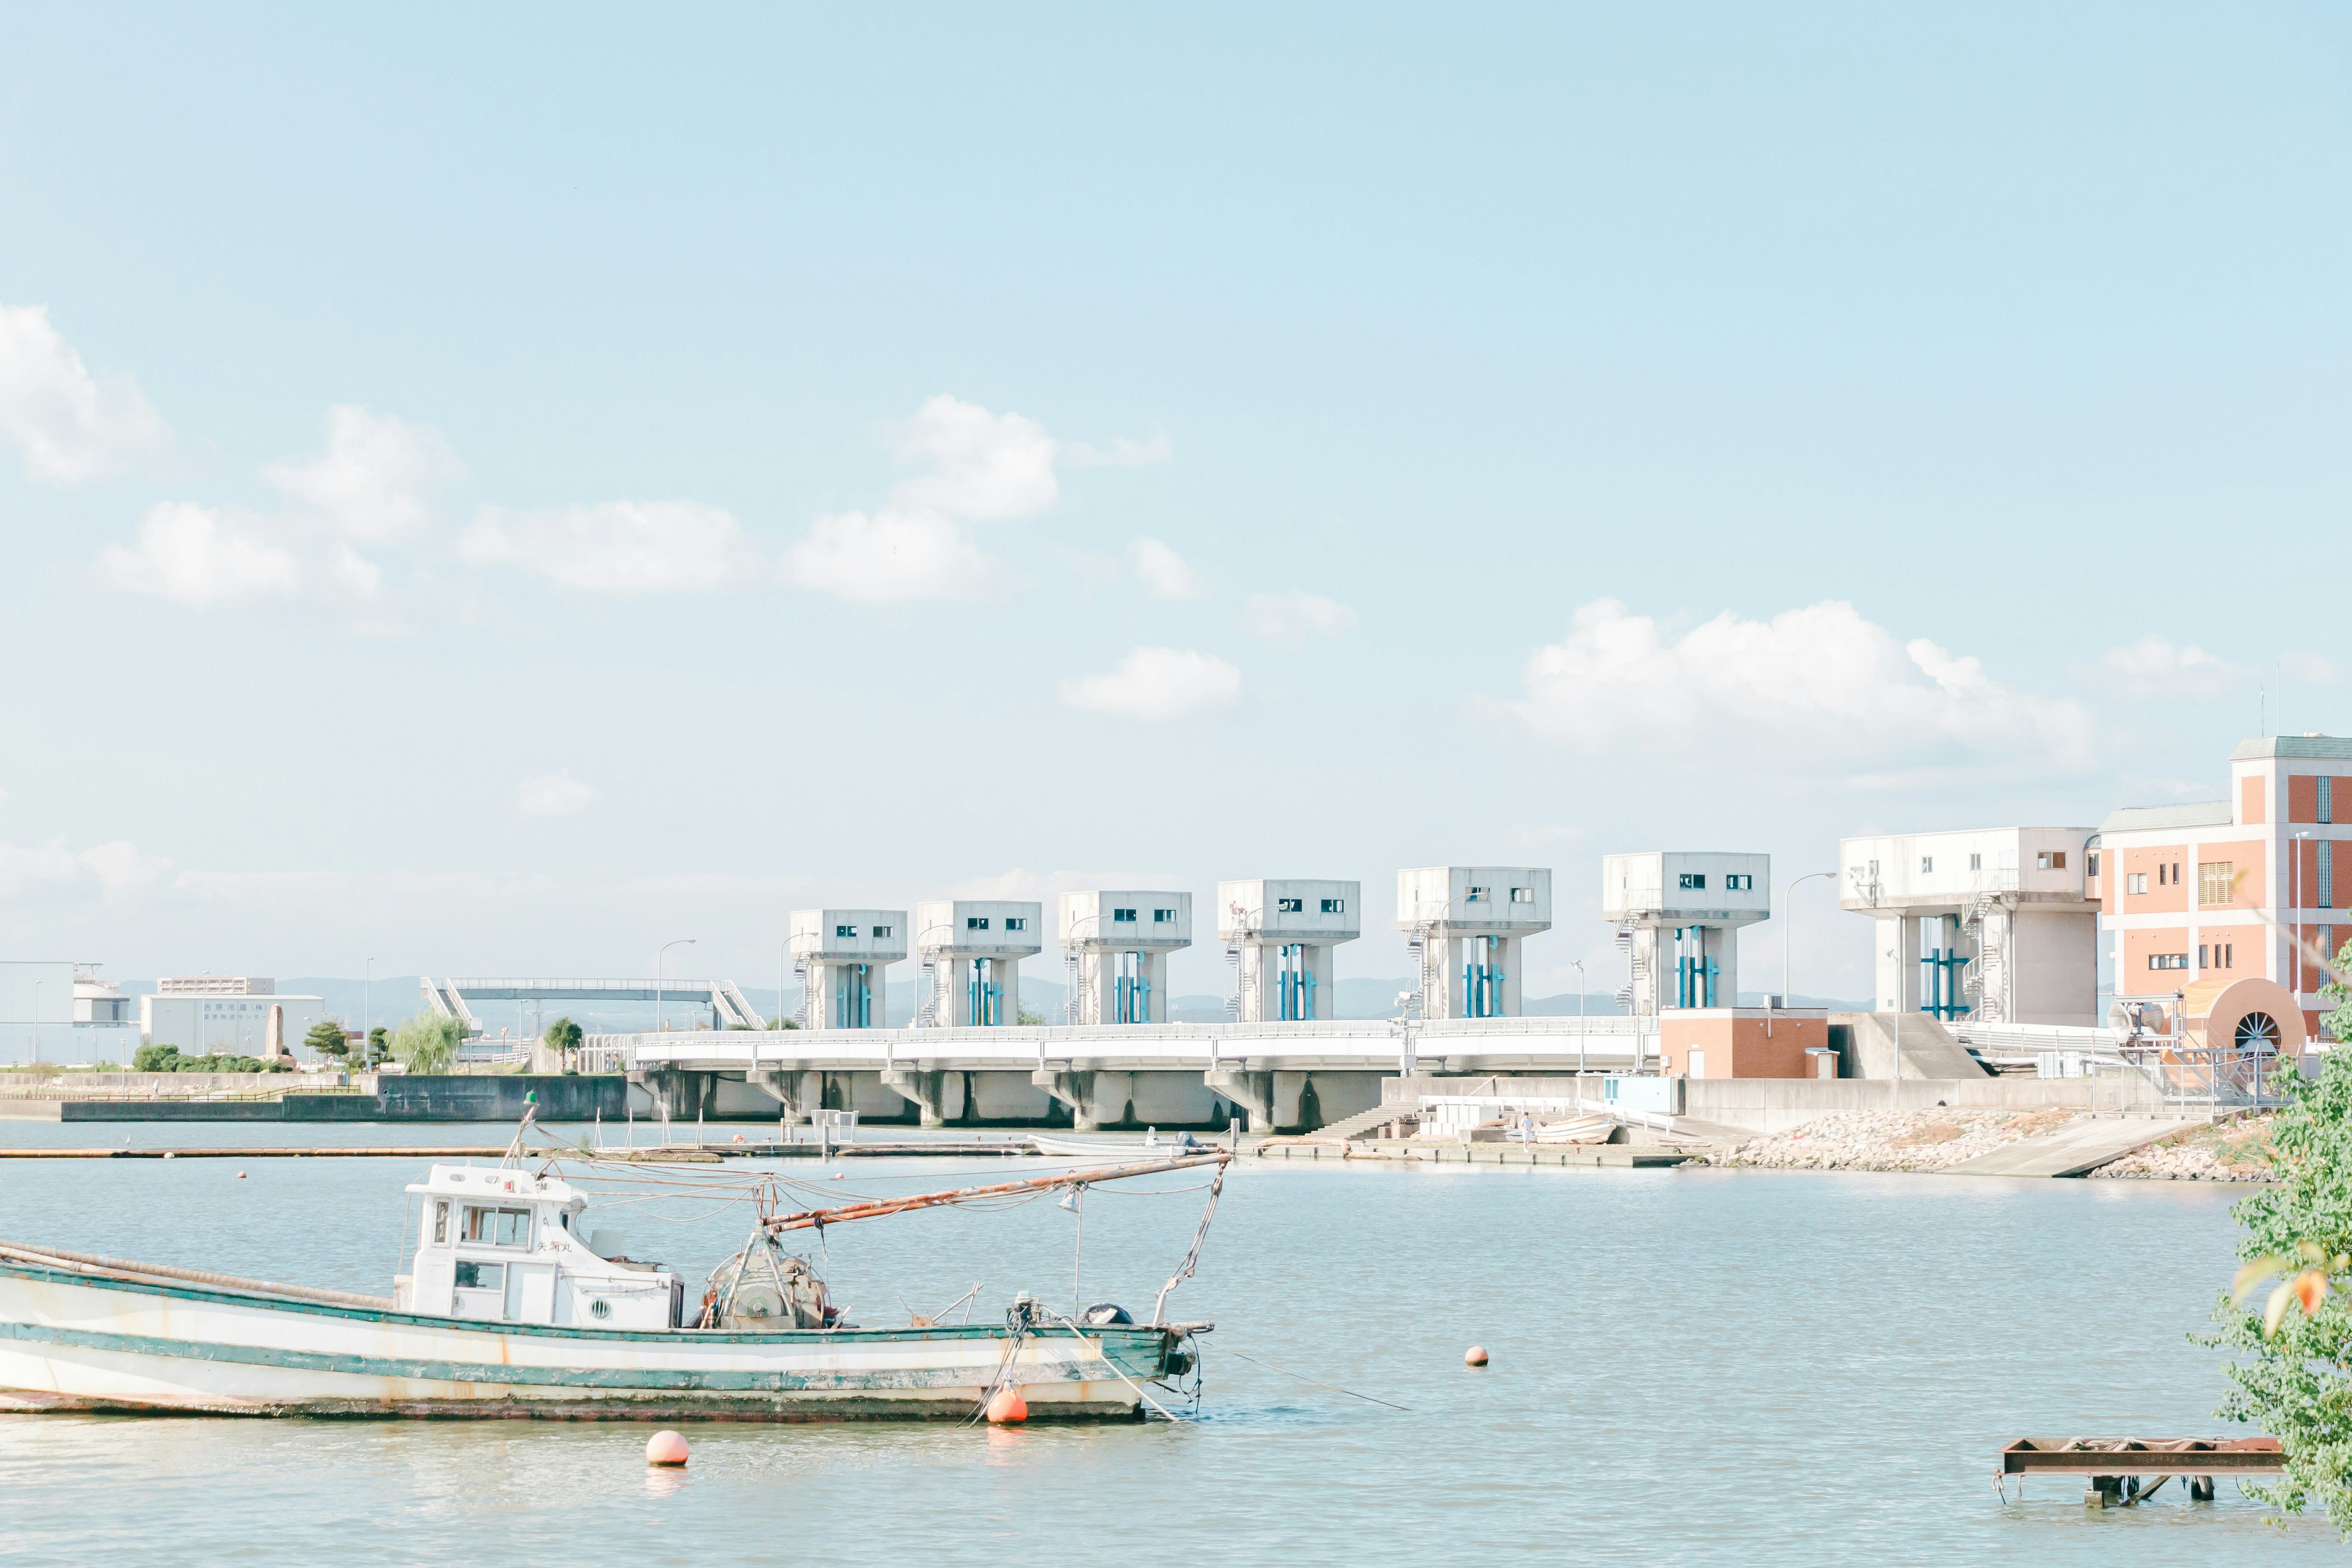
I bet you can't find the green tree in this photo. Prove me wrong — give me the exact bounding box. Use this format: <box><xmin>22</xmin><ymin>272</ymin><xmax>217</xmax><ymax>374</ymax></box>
<box><xmin>304</xmin><ymin>1018</ymin><xmax>350</xmax><ymax>1060</ymax></box>
<box><xmin>2206</xmin><ymin>937</ymin><xmax>2352</xmax><ymax>1529</ymax></box>
<box><xmin>133</xmin><ymin>1044</ymin><xmax>179</xmax><ymax>1072</ymax></box>
<box><xmin>543</xmin><ymin>1017</ymin><xmax>583</xmax><ymax>1054</ymax></box>
<box><xmin>388</xmin><ymin>1014</ymin><xmax>461</xmax><ymax>1076</ymax></box>
<box><xmin>365</xmin><ymin>1026</ymin><xmax>390</xmax><ymax>1068</ymax></box>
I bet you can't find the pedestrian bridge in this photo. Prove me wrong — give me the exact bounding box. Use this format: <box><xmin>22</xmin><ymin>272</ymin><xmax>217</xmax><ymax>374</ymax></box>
<box><xmin>589</xmin><ymin>1016</ymin><xmax>1653</xmax><ymax>1134</ymax></box>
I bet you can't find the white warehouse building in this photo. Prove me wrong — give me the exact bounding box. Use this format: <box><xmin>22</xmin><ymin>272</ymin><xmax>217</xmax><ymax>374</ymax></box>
<box><xmin>141</xmin><ymin>976</ymin><xmax>325</xmax><ymax>1055</ymax></box>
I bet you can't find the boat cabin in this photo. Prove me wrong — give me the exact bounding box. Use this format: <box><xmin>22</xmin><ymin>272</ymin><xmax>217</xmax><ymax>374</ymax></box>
<box><xmin>395</xmin><ymin>1164</ymin><xmax>684</xmax><ymax>1329</ymax></box>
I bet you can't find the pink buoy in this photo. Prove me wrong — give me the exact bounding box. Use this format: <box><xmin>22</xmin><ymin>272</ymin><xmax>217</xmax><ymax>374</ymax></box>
<box><xmin>646</xmin><ymin>1430</ymin><xmax>690</xmax><ymax>1466</ymax></box>
<box><xmin>1464</xmin><ymin>1346</ymin><xmax>1489</xmax><ymax>1367</ymax></box>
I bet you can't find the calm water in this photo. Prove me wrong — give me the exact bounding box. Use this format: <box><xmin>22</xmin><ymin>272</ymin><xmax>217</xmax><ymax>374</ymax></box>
<box><xmin>0</xmin><ymin>1128</ymin><xmax>2332</xmax><ymax>1565</ymax></box>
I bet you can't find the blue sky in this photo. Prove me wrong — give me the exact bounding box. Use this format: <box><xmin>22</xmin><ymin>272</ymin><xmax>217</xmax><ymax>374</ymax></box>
<box><xmin>2</xmin><ymin>2</ymin><xmax>2347</xmax><ymax>1006</ymax></box>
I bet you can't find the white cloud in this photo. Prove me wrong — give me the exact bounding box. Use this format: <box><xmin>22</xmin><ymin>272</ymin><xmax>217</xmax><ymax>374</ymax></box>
<box><xmin>1130</xmin><ymin>537</ymin><xmax>1209</xmax><ymax>601</ymax></box>
<box><xmin>1067</xmin><ymin>433</ymin><xmax>1173</xmax><ymax>467</ymax></box>
<box><xmin>1501</xmin><ymin>598</ymin><xmax>2093</xmax><ymax>771</ymax></box>
<box><xmin>461</xmin><ymin>501</ymin><xmax>742</xmax><ymax>593</ymax></box>
<box><xmin>2099</xmin><ymin>636</ymin><xmax>2247</xmax><ymax>700</ymax></box>
<box><xmin>96</xmin><ymin>502</ymin><xmax>301</xmax><ymax>604</ymax></box>
<box><xmin>2282</xmin><ymin>652</ymin><xmax>2347</xmax><ymax>686</ymax></box>
<box><xmin>0</xmin><ymin>838</ymin><xmax>169</xmax><ymax>901</ymax></box>
<box><xmin>782</xmin><ymin>509</ymin><xmax>997</xmax><ymax>602</ymax></box>
<box><xmin>1240</xmin><ymin>590</ymin><xmax>1357</xmax><ymax>649</ymax></box>
<box><xmin>515</xmin><ymin>772</ymin><xmax>595</xmax><ymax>817</ymax></box>
<box><xmin>1060</xmin><ymin>646</ymin><xmax>1243</xmax><ymax>721</ymax></box>
<box><xmin>262</xmin><ymin>404</ymin><xmax>463</xmax><ymax>543</ymax></box>
<box><xmin>0</xmin><ymin>304</ymin><xmax>168</xmax><ymax>483</ymax></box>
<box><xmin>889</xmin><ymin>394</ymin><xmax>1058</xmax><ymax>520</ymax></box>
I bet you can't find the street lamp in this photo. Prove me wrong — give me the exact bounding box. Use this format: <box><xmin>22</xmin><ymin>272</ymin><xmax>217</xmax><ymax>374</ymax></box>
<box><xmin>1569</xmin><ymin>958</ymin><xmax>1587</xmax><ymax>1077</ymax></box>
<box><xmin>30</xmin><ymin>981</ymin><xmax>42</xmax><ymax>1068</ymax></box>
<box><xmin>656</xmin><ymin>938</ymin><xmax>696</xmax><ymax>1032</ymax></box>
<box><xmin>1782</xmin><ymin>870</ymin><xmax>1837</xmax><ymax>1007</ymax></box>
<box><xmin>363</xmin><ymin>957</ymin><xmax>374</xmax><ymax>1061</ymax></box>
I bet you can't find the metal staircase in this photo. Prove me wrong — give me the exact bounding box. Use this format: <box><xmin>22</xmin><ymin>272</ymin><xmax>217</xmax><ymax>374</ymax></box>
<box><xmin>714</xmin><ymin>979</ymin><xmax>766</xmax><ymax>1031</ymax></box>
<box><xmin>1613</xmin><ymin>925</ymin><xmax>1639</xmax><ymax>1010</ymax></box>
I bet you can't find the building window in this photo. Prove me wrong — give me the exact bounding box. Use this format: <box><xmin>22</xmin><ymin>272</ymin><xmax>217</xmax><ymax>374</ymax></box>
<box><xmin>1466</xmin><ymin>886</ymin><xmax>1488</xmax><ymax>902</ymax></box>
<box><xmin>1005</xmin><ymin>918</ymin><xmax>1025</xmax><ymax>931</ymax></box>
<box><xmin>2224</xmin><ymin>943</ymin><xmax>2234</xmax><ymax>968</ymax></box>
<box><xmin>1678</xmin><ymin>873</ymin><xmax>1707</xmax><ymax>891</ymax></box>
<box><xmin>1113</xmin><ymin>908</ymin><xmax>1137</xmax><ymax>923</ymax></box>
<box><xmin>1510</xmin><ymin>887</ymin><xmax>1534</xmax><ymax>903</ymax></box>
<box><xmin>2198</xmin><ymin>945</ymin><xmax>2208</xmax><ymax>969</ymax></box>
<box><xmin>2086</xmin><ymin>853</ymin><xmax>2098</xmax><ymax>878</ymax></box>
<box><xmin>835</xmin><ymin>924</ymin><xmax>856</xmax><ymax>938</ymax></box>
<box><xmin>1321</xmin><ymin>898</ymin><xmax>1344</xmax><ymax>913</ymax></box>
<box><xmin>1153</xmin><ymin>908</ymin><xmax>1176</xmax><ymax>922</ymax></box>
<box><xmin>2127</xmin><ymin>873</ymin><xmax>2148</xmax><ymax>895</ymax></box>
<box><xmin>1277</xmin><ymin>898</ymin><xmax>1303</xmax><ymax>913</ymax></box>
<box><xmin>1970</xmin><ymin>853</ymin><xmax>1983</xmax><ymax>872</ymax></box>
<box><xmin>1724</xmin><ymin>874</ymin><xmax>1752</xmax><ymax>891</ymax></box>
<box><xmin>1920</xmin><ymin>858</ymin><xmax>1934</xmax><ymax>874</ymax></box>
<box><xmin>2323</xmin><ymin>775</ymin><xmax>2335</xmax><ymax>825</ymax></box>
<box><xmin>871</xmin><ymin>925</ymin><xmax>892</xmax><ymax>938</ymax></box>
<box><xmin>966</xmin><ymin>917</ymin><xmax>990</xmax><ymax>930</ymax></box>
<box><xmin>2199</xmin><ymin>862</ymin><xmax>2234</xmax><ymax>907</ymax></box>
<box><xmin>2149</xmin><ymin>953</ymin><xmax>2188</xmax><ymax>971</ymax></box>
<box><xmin>2036</xmin><ymin>851</ymin><xmax>2067</xmax><ymax>871</ymax></box>
<box><xmin>2323</xmin><ymin>842</ymin><xmax>2336</xmax><ymax>911</ymax></box>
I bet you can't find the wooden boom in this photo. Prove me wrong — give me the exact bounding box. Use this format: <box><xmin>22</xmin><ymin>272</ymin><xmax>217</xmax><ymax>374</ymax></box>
<box><xmin>764</xmin><ymin>1151</ymin><xmax>1231</xmax><ymax>1232</ymax></box>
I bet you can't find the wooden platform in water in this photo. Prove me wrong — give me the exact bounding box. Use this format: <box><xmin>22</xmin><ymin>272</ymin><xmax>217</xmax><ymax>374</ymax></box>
<box><xmin>1253</xmin><ymin>1139</ymin><xmax>1697</xmax><ymax>1167</ymax></box>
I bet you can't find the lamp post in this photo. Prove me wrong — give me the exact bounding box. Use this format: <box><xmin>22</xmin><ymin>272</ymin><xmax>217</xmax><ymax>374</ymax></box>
<box><xmin>30</xmin><ymin>981</ymin><xmax>42</xmax><ymax>1068</ymax></box>
<box><xmin>657</xmin><ymin>938</ymin><xmax>696</xmax><ymax>1033</ymax></box>
<box><xmin>1569</xmin><ymin>958</ymin><xmax>1587</xmax><ymax>1077</ymax></box>
<box><xmin>1782</xmin><ymin>870</ymin><xmax>1836</xmax><ymax>1008</ymax></box>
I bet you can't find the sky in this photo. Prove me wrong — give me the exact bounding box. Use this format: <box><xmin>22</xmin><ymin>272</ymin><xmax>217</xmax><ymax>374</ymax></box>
<box><xmin>2</xmin><ymin>2</ymin><xmax>2349</xmax><ymax>1012</ymax></box>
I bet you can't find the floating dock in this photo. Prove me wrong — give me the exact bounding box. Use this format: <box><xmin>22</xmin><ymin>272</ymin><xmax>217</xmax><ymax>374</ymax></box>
<box><xmin>1999</xmin><ymin>1437</ymin><xmax>2283</xmax><ymax>1507</ymax></box>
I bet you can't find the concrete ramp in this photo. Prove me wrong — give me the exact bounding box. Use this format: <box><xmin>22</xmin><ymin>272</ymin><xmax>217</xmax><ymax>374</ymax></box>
<box><xmin>1831</xmin><ymin>1012</ymin><xmax>1987</xmax><ymax>1080</ymax></box>
<box><xmin>1943</xmin><ymin>1116</ymin><xmax>2202</xmax><ymax>1178</ymax></box>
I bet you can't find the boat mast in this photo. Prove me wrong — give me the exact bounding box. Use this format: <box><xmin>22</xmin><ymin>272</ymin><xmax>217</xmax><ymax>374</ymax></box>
<box><xmin>763</xmin><ymin>1152</ymin><xmax>1229</xmax><ymax>1234</ymax></box>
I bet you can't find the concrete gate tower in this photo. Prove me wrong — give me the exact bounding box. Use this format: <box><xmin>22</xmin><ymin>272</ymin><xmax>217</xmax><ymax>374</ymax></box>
<box><xmin>790</xmin><ymin>909</ymin><xmax>907</xmax><ymax>1029</ymax></box>
<box><xmin>1218</xmin><ymin>878</ymin><xmax>1360</xmax><ymax>1022</ymax></box>
<box><xmin>1058</xmin><ymin>891</ymin><xmax>1193</xmax><ymax>1024</ymax></box>
<box><xmin>1602</xmin><ymin>853</ymin><xmax>1770</xmax><ymax>1016</ymax></box>
<box><xmin>913</xmin><ymin>900</ymin><xmax>1042</xmax><ymax>1027</ymax></box>
<box><xmin>1396</xmin><ymin>867</ymin><xmax>1552</xmax><ymax>1019</ymax></box>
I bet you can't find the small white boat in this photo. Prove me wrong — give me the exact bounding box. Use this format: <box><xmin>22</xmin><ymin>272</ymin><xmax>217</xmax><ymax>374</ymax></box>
<box><xmin>0</xmin><ymin>1148</ymin><xmax>1224</xmax><ymax>1422</ymax></box>
<box><xmin>1029</xmin><ymin>1128</ymin><xmax>1209</xmax><ymax>1159</ymax></box>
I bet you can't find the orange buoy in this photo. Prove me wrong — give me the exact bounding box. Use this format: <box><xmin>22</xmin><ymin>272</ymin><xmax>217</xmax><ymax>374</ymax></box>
<box><xmin>236</xmin><ymin>1172</ymin><xmax>247</xmax><ymax>1180</ymax></box>
<box><xmin>984</xmin><ymin>1385</ymin><xmax>1028</xmax><ymax>1424</ymax></box>
<box><xmin>1464</xmin><ymin>1346</ymin><xmax>1489</xmax><ymax>1367</ymax></box>
<box><xmin>646</xmin><ymin>1430</ymin><xmax>690</xmax><ymax>1466</ymax></box>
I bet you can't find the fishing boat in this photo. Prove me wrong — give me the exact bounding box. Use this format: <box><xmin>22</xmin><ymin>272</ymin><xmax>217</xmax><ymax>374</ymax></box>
<box><xmin>0</xmin><ymin>1144</ymin><xmax>1225</xmax><ymax>1422</ymax></box>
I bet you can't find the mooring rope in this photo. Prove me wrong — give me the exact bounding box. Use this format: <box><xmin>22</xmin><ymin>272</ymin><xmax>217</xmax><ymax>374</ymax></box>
<box><xmin>1222</xmin><ymin>1348</ymin><xmax>1411</xmax><ymax>1412</ymax></box>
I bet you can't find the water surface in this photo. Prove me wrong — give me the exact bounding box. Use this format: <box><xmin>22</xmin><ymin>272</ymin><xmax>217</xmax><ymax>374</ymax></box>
<box><xmin>0</xmin><ymin>1139</ymin><xmax>2326</xmax><ymax>1565</ymax></box>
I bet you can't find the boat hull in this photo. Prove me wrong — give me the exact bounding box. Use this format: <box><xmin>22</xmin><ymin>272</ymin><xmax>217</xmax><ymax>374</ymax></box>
<box><xmin>0</xmin><ymin>1258</ymin><xmax>1181</xmax><ymax>1420</ymax></box>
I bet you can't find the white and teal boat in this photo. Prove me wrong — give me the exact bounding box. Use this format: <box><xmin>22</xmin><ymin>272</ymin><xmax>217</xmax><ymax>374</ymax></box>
<box><xmin>0</xmin><ymin>1150</ymin><xmax>1223</xmax><ymax>1421</ymax></box>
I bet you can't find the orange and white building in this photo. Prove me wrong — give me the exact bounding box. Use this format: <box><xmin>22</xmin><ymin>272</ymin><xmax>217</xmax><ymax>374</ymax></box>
<box><xmin>2096</xmin><ymin>734</ymin><xmax>2351</xmax><ymax>1041</ymax></box>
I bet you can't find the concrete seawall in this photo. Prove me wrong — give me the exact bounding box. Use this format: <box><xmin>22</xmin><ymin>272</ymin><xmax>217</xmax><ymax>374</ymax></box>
<box><xmin>53</xmin><ymin>1076</ymin><xmax>629</xmax><ymax>1123</ymax></box>
<box><xmin>1377</xmin><ymin>1072</ymin><xmax>2165</xmax><ymax>1136</ymax></box>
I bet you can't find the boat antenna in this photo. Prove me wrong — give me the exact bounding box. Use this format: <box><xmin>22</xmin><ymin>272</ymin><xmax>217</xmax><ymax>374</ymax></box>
<box><xmin>499</xmin><ymin>1091</ymin><xmax>538</xmax><ymax>1170</ymax></box>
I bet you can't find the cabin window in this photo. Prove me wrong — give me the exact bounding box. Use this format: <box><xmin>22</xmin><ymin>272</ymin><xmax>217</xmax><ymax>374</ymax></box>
<box><xmin>1278</xmin><ymin>897</ymin><xmax>1303</xmax><ymax>913</ymax></box>
<box><xmin>462</xmin><ymin>1206</ymin><xmax>530</xmax><ymax>1247</ymax></box>
<box><xmin>1511</xmin><ymin>887</ymin><xmax>1534</xmax><ymax>903</ymax></box>
<box><xmin>1678</xmin><ymin>873</ymin><xmax>1706</xmax><ymax>891</ymax></box>
<box><xmin>1154</xmin><ymin>908</ymin><xmax>1176</xmax><ymax>922</ymax></box>
<box><xmin>1321</xmin><ymin>898</ymin><xmax>1344</xmax><ymax>913</ymax></box>
<box><xmin>454</xmin><ymin>1260</ymin><xmax>505</xmax><ymax>1291</ymax></box>
<box><xmin>967</xmin><ymin>917</ymin><xmax>990</xmax><ymax>930</ymax></box>
<box><xmin>871</xmin><ymin>925</ymin><xmax>892</xmax><ymax>938</ymax></box>
<box><xmin>432</xmin><ymin>1201</ymin><xmax>449</xmax><ymax>1244</ymax></box>
<box><xmin>1113</xmin><ymin>908</ymin><xmax>1137</xmax><ymax>923</ymax></box>
<box><xmin>1725</xmin><ymin>875</ymin><xmax>1753</xmax><ymax>891</ymax></box>
<box><xmin>835</xmin><ymin>924</ymin><xmax>856</xmax><ymax>938</ymax></box>
<box><xmin>1005</xmin><ymin>918</ymin><xmax>1025</xmax><ymax>931</ymax></box>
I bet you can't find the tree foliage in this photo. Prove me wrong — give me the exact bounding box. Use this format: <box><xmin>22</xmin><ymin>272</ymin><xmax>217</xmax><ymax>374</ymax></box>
<box><xmin>388</xmin><ymin>1014</ymin><xmax>461</xmax><ymax>1076</ymax></box>
<box><xmin>366</xmin><ymin>1027</ymin><xmax>390</xmax><ymax>1067</ymax></box>
<box><xmin>304</xmin><ymin>1018</ymin><xmax>350</xmax><ymax>1059</ymax></box>
<box><xmin>2207</xmin><ymin>938</ymin><xmax>2352</xmax><ymax>1529</ymax></box>
<box><xmin>543</xmin><ymin>1017</ymin><xmax>583</xmax><ymax>1054</ymax></box>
